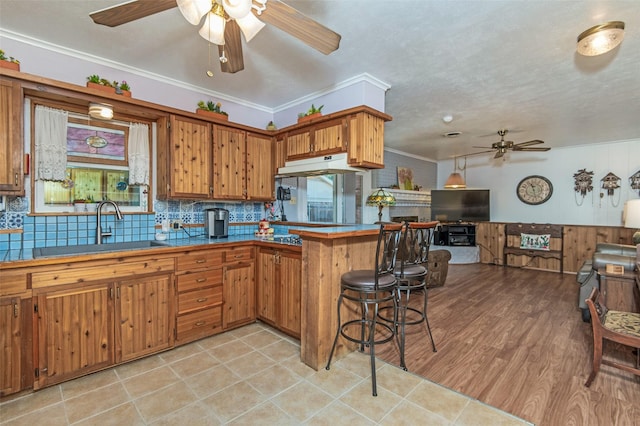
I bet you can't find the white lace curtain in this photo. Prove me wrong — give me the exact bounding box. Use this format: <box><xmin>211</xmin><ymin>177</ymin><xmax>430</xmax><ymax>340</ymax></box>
<box><xmin>128</xmin><ymin>122</ymin><xmax>150</xmax><ymax>186</ymax></box>
<box><xmin>35</xmin><ymin>105</ymin><xmax>68</xmax><ymax>181</ymax></box>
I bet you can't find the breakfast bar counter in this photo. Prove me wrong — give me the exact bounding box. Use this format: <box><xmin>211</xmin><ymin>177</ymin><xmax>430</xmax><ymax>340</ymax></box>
<box><xmin>288</xmin><ymin>224</ymin><xmax>380</xmax><ymax>369</ymax></box>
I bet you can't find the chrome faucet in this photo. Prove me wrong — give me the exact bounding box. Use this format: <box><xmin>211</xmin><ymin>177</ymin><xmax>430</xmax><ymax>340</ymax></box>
<box><xmin>96</xmin><ymin>201</ymin><xmax>123</xmax><ymax>244</ymax></box>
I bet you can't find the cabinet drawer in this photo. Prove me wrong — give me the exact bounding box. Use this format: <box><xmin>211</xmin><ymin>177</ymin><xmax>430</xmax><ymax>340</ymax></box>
<box><xmin>177</xmin><ymin>268</ymin><xmax>223</xmax><ymax>292</ymax></box>
<box><xmin>176</xmin><ymin>250</ymin><xmax>223</xmax><ymax>272</ymax></box>
<box><xmin>178</xmin><ymin>285</ymin><xmax>223</xmax><ymax>313</ymax></box>
<box><xmin>0</xmin><ymin>271</ymin><xmax>27</xmax><ymax>296</ymax></box>
<box><xmin>176</xmin><ymin>306</ymin><xmax>223</xmax><ymax>340</ymax></box>
<box><xmin>224</xmin><ymin>247</ymin><xmax>254</xmax><ymax>263</ymax></box>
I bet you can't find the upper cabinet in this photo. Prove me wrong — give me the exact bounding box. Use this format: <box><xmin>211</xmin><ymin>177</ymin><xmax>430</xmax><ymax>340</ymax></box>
<box><xmin>157</xmin><ymin>115</ymin><xmax>212</xmax><ymax>200</ymax></box>
<box><xmin>0</xmin><ymin>78</ymin><xmax>24</xmax><ymax>195</ymax></box>
<box><xmin>280</xmin><ymin>106</ymin><xmax>392</xmax><ymax>169</ymax></box>
<box><xmin>213</xmin><ymin>124</ymin><xmax>246</xmax><ymax>200</ymax></box>
<box><xmin>246</xmin><ymin>132</ymin><xmax>275</xmax><ymax>200</ymax></box>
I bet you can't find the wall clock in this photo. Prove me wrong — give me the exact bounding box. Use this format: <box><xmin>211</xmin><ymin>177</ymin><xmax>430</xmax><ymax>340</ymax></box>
<box><xmin>516</xmin><ymin>175</ymin><xmax>553</xmax><ymax>205</ymax></box>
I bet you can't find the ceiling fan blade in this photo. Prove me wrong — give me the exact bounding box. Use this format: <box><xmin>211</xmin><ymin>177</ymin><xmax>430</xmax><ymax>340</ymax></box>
<box><xmin>463</xmin><ymin>149</ymin><xmax>496</xmax><ymax>157</ymax></box>
<box><xmin>514</xmin><ymin>139</ymin><xmax>544</xmax><ymax>147</ymax></box>
<box><xmin>513</xmin><ymin>147</ymin><xmax>551</xmax><ymax>152</ymax></box>
<box><xmin>219</xmin><ymin>20</ymin><xmax>244</xmax><ymax>73</ymax></box>
<box><xmin>90</xmin><ymin>0</ymin><xmax>177</xmax><ymax>27</ymax></box>
<box><xmin>472</xmin><ymin>146</ymin><xmax>493</xmax><ymax>149</ymax></box>
<box><xmin>258</xmin><ymin>0</ymin><xmax>341</xmax><ymax>55</ymax></box>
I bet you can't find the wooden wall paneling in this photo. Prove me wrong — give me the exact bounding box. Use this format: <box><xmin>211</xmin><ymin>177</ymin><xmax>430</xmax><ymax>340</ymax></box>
<box><xmin>476</xmin><ymin>222</ymin><xmax>504</xmax><ymax>264</ymax></box>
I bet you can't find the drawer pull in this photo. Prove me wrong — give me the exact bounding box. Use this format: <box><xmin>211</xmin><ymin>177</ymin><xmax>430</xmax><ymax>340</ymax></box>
<box><xmin>195</xmin><ymin>321</ymin><xmax>206</xmax><ymax>327</ymax></box>
<box><xmin>197</xmin><ymin>298</ymin><xmax>208</xmax><ymax>303</ymax></box>
<box><xmin>196</xmin><ymin>278</ymin><xmax>207</xmax><ymax>283</ymax></box>
<box><xmin>234</xmin><ymin>254</ymin><xmax>244</xmax><ymax>258</ymax></box>
<box><xmin>196</xmin><ymin>259</ymin><xmax>206</xmax><ymax>264</ymax></box>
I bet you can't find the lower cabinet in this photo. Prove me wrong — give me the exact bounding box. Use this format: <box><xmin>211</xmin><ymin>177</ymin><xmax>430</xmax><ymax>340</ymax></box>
<box><xmin>33</xmin><ymin>272</ymin><xmax>174</xmax><ymax>390</ymax></box>
<box><xmin>0</xmin><ymin>296</ymin><xmax>28</xmax><ymax>396</ymax></box>
<box><xmin>257</xmin><ymin>247</ymin><xmax>302</xmax><ymax>338</ymax></box>
<box><xmin>223</xmin><ymin>260</ymin><xmax>256</xmax><ymax>329</ymax></box>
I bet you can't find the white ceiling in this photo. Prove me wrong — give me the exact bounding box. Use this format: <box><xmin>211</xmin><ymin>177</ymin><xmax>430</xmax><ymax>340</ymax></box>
<box><xmin>1</xmin><ymin>1</ymin><xmax>639</xmax><ymax>161</ymax></box>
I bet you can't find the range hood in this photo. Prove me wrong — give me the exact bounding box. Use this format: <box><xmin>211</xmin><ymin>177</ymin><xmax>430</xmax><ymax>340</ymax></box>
<box><xmin>276</xmin><ymin>153</ymin><xmax>367</xmax><ymax>177</ymax></box>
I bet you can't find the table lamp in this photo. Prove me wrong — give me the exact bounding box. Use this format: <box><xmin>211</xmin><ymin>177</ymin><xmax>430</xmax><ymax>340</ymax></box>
<box><xmin>366</xmin><ymin>188</ymin><xmax>396</xmax><ymax>223</ymax></box>
<box><xmin>623</xmin><ymin>199</ymin><xmax>640</xmax><ymax>245</ymax></box>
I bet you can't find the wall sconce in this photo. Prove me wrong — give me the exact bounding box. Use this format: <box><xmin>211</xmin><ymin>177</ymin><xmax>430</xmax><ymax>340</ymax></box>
<box><xmin>88</xmin><ymin>103</ymin><xmax>113</xmax><ymax>120</ymax></box>
<box><xmin>444</xmin><ymin>157</ymin><xmax>466</xmax><ymax>189</ymax></box>
<box><xmin>366</xmin><ymin>188</ymin><xmax>396</xmax><ymax>223</ymax></box>
<box><xmin>577</xmin><ymin>21</ymin><xmax>625</xmax><ymax>56</ymax></box>
<box><xmin>623</xmin><ymin>199</ymin><xmax>640</xmax><ymax>245</ymax></box>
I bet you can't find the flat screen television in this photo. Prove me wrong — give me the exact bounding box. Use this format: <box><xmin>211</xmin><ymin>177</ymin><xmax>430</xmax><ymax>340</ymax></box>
<box><xmin>430</xmin><ymin>189</ymin><xmax>490</xmax><ymax>222</ymax></box>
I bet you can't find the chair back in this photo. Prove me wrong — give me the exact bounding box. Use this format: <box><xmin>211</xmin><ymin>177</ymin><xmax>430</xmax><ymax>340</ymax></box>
<box><xmin>374</xmin><ymin>222</ymin><xmax>404</xmax><ymax>287</ymax></box>
<box><xmin>404</xmin><ymin>221</ymin><xmax>438</xmax><ymax>266</ymax></box>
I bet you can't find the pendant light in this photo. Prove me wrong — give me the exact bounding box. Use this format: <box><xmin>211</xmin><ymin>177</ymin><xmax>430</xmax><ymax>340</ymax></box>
<box><xmin>444</xmin><ymin>157</ymin><xmax>466</xmax><ymax>189</ymax></box>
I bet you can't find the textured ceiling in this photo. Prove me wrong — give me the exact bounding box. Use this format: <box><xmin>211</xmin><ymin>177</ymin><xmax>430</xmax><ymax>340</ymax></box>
<box><xmin>1</xmin><ymin>1</ymin><xmax>639</xmax><ymax>161</ymax></box>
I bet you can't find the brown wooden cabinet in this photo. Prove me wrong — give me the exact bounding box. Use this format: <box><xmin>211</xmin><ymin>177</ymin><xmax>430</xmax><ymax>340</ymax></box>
<box><xmin>213</xmin><ymin>124</ymin><xmax>246</xmax><ymax>199</ymax></box>
<box><xmin>175</xmin><ymin>249</ymin><xmax>225</xmax><ymax>344</ymax></box>
<box><xmin>257</xmin><ymin>247</ymin><xmax>302</xmax><ymax>338</ymax></box>
<box><xmin>34</xmin><ymin>281</ymin><xmax>113</xmax><ymax>390</ymax></box>
<box><xmin>246</xmin><ymin>132</ymin><xmax>275</xmax><ymax>200</ymax></box>
<box><xmin>115</xmin><ymin>274</ymin><xmax>173</xmax><ymax>362</ymax></box>
<box><xmin>157</xmin><ymin>115</ymin><xmax>212</xmax><ymax>200</ymax></box>
<box><xmin>346</xmin><ymin>111</ymin><xmax>386</xmax><ymax>168</ymax></box>
<box><xmin>0</xmin><ymin>297</ymin><xmax>23</xmax><ymax>396</ymax></box>
<box><xmin>286</xmin><ymin>118</ymin><xmax>345</xmax><ymax>161</ymax></box>
<box><xmin>223</xmin><ymin>246</ymin><xmax>256</xmax><ymax>329</ymax></box>
<box><xmin>0</xmin><ymin>78</ymin><xmax>24</xmax><ymax>195</ymax></box>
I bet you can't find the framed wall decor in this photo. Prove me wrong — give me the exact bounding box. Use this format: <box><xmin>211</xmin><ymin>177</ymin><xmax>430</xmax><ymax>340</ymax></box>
<box><xmin>66</xmin><ymin>117</ymin><xmax>128</xmax><ymax>165</ymax></box>
<box><xmin>397</xmin><ymin>166</ymin><xmax>414</xmax><ymax>190</ymax></box>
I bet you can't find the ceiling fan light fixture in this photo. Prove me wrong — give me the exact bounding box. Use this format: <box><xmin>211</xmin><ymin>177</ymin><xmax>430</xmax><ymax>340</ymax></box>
<box><xmin>236</xmin><ymin>12</ymin><xmax>266</xmax><ymax>42</ymax></box>
<box><xmin>88</xmin><ymin>103</ymin><xmax>113</xmax><ymax>120</ymax></box>
<box><xmin>577</xmin><ymin>21</ymin><xmax>625</xmax><ymax>56</ymax></box>
<box><xmin>177</xmin><ymin>0</ymin><xmax>212</xmax><ymax>25</ymax></box>
<box><xmin>198</xmin><ymin>4</ymin><xmax>226</xmax><ymax>45</ymax></box>
<box><xmin>222</xmin><ymin>0</ymin><xmax>252</xmax><ymax>19</ymax></box>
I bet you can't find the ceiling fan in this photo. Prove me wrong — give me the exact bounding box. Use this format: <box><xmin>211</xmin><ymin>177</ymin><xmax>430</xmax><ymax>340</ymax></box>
<box><xmin>469</xmin><ymin>129</ymin><xmax>551</xmax><ymax>159</ymax></box>
<box><xmin>90</xmin><ymin>0</ymin><xmax>341</xmax><ymax>74</ymax></box>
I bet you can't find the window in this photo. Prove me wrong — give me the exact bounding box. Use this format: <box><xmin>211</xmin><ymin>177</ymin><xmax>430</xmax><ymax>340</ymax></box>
<box><xmin>30</xmin><ymin>100</ymin><xmax>151</xmax><ymax>214</ymax></box>
<box><xmin>307</xmin><ymin>175</ymin><xmax>336</xmax><ymax>222</ymax></box>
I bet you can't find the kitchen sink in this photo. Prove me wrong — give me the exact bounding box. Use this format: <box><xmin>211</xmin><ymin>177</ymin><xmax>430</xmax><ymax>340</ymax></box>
<box><xmin>32</xmin><ymin>240</ymin><xmax>170</xmax><ymax>258</ymax></box>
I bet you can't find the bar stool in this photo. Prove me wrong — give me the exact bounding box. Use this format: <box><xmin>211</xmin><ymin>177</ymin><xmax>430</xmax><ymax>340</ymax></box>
<box><xmin>325</xmin><ymin>222</ymin><xmax>403</xmax><ymax>396</ymax></box>
<box><xmin>392</xmin><ymin>221</ymin><xmax>439</xmax><ymax>370</ymax></box>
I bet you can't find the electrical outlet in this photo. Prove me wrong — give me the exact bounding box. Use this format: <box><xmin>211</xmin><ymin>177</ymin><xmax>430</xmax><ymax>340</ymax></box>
<box><xmin>172</xmin><ymin>219</ymin><xmax>183</xmax><ymax>230</ymax></box>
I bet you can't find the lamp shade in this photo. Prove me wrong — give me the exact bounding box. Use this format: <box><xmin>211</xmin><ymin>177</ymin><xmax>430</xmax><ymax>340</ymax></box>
<box><xmin>444</xmin><ymin>172</ymin><xmax>466</xmax><ymax>189</ymax></box>
<box><xmin>623</xmin><ymin>199</ymin><xmax>640</xmax><ymax>245</ymax></box>
<box><xmin>177</xmin><ymin>0</ymin><xmax>211</xmax><ymax>25</ymax></box>
<box><xmin>236</xmin><ymin>11</ymin><xmax>266</xmax><ymax>42</ymax></box>
<box><xmin>198</xmin><ymin>5</ymin><xmax>226</xmax><ymax>45</ymax></box>
<box><xmin>366</xmin><ymin>188</ymin><xmax>396</xmax><ymax>207</ymax></box>
<box><xmin>577</xmin><ymin>21</ymin><xmax>625</xmax><ymax>56</ymax></box>
<box><xmin>221</xmin><ymin>0</ymin><xmax>252</xmax><ymax>19</ymax></box>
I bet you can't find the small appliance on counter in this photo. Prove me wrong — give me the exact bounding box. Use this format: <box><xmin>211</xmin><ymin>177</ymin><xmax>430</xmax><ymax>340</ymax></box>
<box><xmin>255</xmin><ymin>219</ymin><xmax>273</xmax><ymax>238</ymax></box>
<box><xmin>205</xmin><ymin>208</ymin><xmax>229</xmax><ymax>238</ymax></box>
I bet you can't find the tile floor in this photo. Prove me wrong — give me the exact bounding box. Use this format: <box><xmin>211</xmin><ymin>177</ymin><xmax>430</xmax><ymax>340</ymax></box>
<box><xmin>0</xmin><ymin>322</ymin><xmax>531</xmax><ymax>425</ymax></box>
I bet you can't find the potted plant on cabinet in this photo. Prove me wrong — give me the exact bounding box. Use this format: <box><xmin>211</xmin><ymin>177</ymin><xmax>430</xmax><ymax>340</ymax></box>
<box><xmin>297</xmin><ymin>104</ymin><xmax>324</xmax><ymax>123</ymax></box>
<box><xmin>86</xmin><ymin>75</ymin><xmax>116</xmax><ymax>94</ymax></box>
<box><xmin>196</xmin><ymin>100</ymin><xmax>229</xmax><ymax>121</ymax></box>
<box><xmin>116</xmin><ymin>80</ymin><xmax>131</xmax><ymax>97</ymax></box>
<box><xmin>0</xmin><ymin>49</ymin><xmax>20</xmax><ymax>71</ymax></box>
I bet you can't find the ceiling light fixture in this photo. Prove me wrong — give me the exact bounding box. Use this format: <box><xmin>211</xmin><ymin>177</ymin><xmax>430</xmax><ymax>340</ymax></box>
<box><xmin>444</xmin><ymin>157</ymin><xmax>466</xmax><ymax>189</ymax></box>
<box><xmin>442</xmin><ymin>115</ymin><xmax>453</xmax><ymax>123</ymax></box>
<box><xmin>198</xmin><ymin>3</ymin><xmax>226</xmax><ymax>45</ymax></box>
<box><xmin>577</xmin><ymin>21</ymin><xmax>625</xmax><ymax>56</ymax></box>
<box><xmin>88</xmin><ymin>103</ymin><xmax>113</xmax><ymax>120</ymax></box>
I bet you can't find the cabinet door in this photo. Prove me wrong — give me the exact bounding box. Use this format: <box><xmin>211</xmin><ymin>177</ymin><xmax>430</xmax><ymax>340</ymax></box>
<box><xmin>213</xmin><ymin>125</ymin><xmax>246</xmax><ymax>199</ymax></box>
<box><xmin>34</xmin><ymin>283</ymin><xmax>113</xmax><ymax>389</ymax></box>
<box><xmin>246</xmin><ymin>133</ymin><xmax>274</xmax><ymax>201</ymax></box>
<box><xmin>312</xmin><ymin>118</ymin><xmax>346</xmax><ymax>157</ymax></box>
<box><xmin>163</xmin><ymin>115</ymin><xmax>212</xmax><ymax>199</ymax></box>
<box><xmin>347</xmin><ymin>112</ymin><xmax>385</xmax><ymax>168</ymax></box>
<box><xmin>0</xmin><ymin>297</ymin><xmax>21</xmax><ymax>396</ymax></box>
<box><xmin>256</xmin><ymin>248</ymin><xmax>277</xmax><ymax>325</ymax></box>
<box><xmin>285</xmin><ymin>128</ymin><xmax>311</xmax><ymax>160</ymax></box>
<box><xmin>0</xmin><ymin>78</ymin><xmax>24</xmax><ymax>195</ymax></box>
<box><xmin>115</xmin><ymin>274</ymin><xmax>173</xmax><ymax>363</ymax></box>
<box><xmin>223</xmin><ymin>262</ymin><xmax>256</xmax><ymax>329</ymax></box>
<box><xmin>278</xmin><ymin>250</ymin><xmax>302</xmax><ymax>338</ymax></box>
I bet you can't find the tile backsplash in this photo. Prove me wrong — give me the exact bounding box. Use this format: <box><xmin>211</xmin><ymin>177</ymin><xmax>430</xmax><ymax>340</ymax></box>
<box><xmin>0</xmin><ymin>197</ymin><xmax>273</xmax><ymax>251</ymax></box>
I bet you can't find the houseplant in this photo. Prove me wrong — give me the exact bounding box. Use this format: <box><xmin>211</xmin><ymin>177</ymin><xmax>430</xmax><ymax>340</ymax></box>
<box><xmin>116</xmin><ymin>80</ymin><xmax>131</xmax><ymax>97</ymax></box>
<box><xmin>266</xmin><ymin>120</ymin><xmax>277</xmax><ymax>130</ymax></box>
<box><xmin>86</xmin><ymin>75</ymin><xmax>115</xmax><ymax>94</ymax></box>
<box><xmin>0</xmin><ymin>49</ymin><xmax>20</xmax><ymax>71</ymax></box>
<box><xmin>297</xmin><ymin>104</ymin><xmax>324</xmax><ymax>123</ymax></box>
<box><xmin>196</xmin><ymin>100</ymin><xmax>228</xmax><ymax>120</ymax></box>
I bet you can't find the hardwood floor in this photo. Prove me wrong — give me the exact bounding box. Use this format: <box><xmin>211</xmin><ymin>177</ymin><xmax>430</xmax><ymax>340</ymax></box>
<box><xmin>376</xmin><ymin>263</ymin><xmax>640</xmax><ymax>426</ymax></box>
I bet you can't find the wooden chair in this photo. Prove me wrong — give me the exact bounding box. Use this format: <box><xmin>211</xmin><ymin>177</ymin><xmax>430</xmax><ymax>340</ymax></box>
<box><xmin>584</xmin><ymin>287</ymin><xmax>640</xmax><ymax>387</ymax></box>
